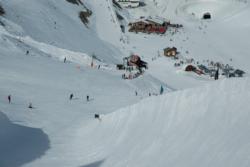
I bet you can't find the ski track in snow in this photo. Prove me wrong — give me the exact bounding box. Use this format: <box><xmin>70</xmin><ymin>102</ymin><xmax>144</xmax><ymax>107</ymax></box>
<box><xmin>0</xmin><ymin>26</ymin><xmax>97</xmax><ymax>67</ymax></box>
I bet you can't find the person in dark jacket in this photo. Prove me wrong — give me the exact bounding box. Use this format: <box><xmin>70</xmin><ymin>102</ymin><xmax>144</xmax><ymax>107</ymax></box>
<box><xmin>95</xmin><ymin>114</ymin><xmax>101</xmax><ymax>121</ymax></box>
<box><xmin>215</xmin><ymin>69</ymin><xmax>219</xmax><ymax>80</ymax></box>
<box><xmin>69</xmin><ymin>93</ymin><xmax>74</xmax><ymax>100</ymax></box>
<box><xmin>86</xmin><ymin>95</ymin><xmax>89</xmax><ymax>102</ymax></box>
<box><xmin>7</xmin><ymin>95</ymin><xmax>11</xmax><ymax>104</ymax></box>
<box><xmin>160</xmin><ymin>85</ymin><xmax>164</xmax><ymax>95</ymax></box>
<box><xmin>28</xmin><ymin>102</ymin><xmax>33</xmax><ymax>109</ymax></box>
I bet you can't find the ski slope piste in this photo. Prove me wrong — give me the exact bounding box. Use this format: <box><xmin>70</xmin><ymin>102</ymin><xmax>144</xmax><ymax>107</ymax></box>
<box><xmin>77</xmin><ymin>78</ymin><xmax>250</xmax><ymax>167</ymax></box>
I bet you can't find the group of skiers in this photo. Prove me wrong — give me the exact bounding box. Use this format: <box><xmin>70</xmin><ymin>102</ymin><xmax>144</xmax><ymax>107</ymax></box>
<box><xmin>69</xmin><ymin>93</ymin><xmax>90</xmax><ymax>102</ymax></box>
<box><xmin>6</xmin><ymin>94</ymin><xmax>34</xmax><ymax>109</ymax></box>
<box><xmin>69</xmin><ymin>93</ymin><xmax>100</xmax><ymax>120</ymax></box>
<box><xmin>5</xmin><ymin>93</ymin><xmax>92</xmax><ymax>109</ymax></box>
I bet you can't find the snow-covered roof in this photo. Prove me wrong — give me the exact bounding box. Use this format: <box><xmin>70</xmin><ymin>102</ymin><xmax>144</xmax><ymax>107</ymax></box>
<box><xmin>116</xmin><ymin>0</ymin><xmax>140</xmax><ymax>2</ymax></box>
<box><xmin>131</xmin><ymin>16</ymin><xmax>167</xmax><ymax>25</ymax></box>
<box><xmin>146</xmin><ymin>16</ymin><xmax>166</xmax><ymax>25</ymax></box>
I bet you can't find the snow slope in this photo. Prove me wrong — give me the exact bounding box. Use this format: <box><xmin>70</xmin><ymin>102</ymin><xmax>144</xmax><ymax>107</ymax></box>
<box><xmin>0</xmin><ymin>13</ymin><xmax>168</xmax><ymax>166</ymax></box>
<box><xmin>118</xmin><ymin>0</ymin><xmax>250</xmax><ymax>89</ymax></box>
<box><xmin>0</xmin><ymin>0</ymin><xmax>122</xmax><ymax>63</ymax></box>
<box><xmin>77</xmin><ymin>78</ymin><xmax>250</xmax><ymax>167</ymax></box>
<box><xmin>1</xmin><ymin>0</ymin><xmax>250</xmax><ymax>166</ymax></box>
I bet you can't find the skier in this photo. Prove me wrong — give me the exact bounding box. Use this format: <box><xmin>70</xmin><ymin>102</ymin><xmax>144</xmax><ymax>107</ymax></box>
<box><xmin>135</xmin><ymin>91</ymin><xmax>138</xmax><ymax>96</ymax></box>
<box><xmin>95</xmin><ymin>114</ymin><xmax>101</xmax><ymax>121</ymax></box>
<box><xmin>28</xmin><ymin>102</ymin><xmax>33</xmax><ymax>109</ymax></box>
<box><xmin>7</xmin><ymin>95</ymin><xmax>11</xmax><ymax>104</ymax></box>
<box><xmin>214</xmin><ymin>69</ymin><xmax>219</xmax><ymax>80</ymax></box>
<box><xmin>86</xmin><ymin>95</ymin><xmax>89</xmax><ymax>102</ymax></box>
<box><xmin>69</xmin><ymin>93</ymin><xmax>74</xmax><ymax>100</ymax></box>
<box><xmin>160</xmin><ymin>85</ymin><xmax>164</xmax><ymax>95</ymax></box>
<box><xmin>26</xmin><ymin>50</ymin><xmax>29</xmax><ymax>55</ymax></box>
<box><xmin>64</xmin><ymin>57</ymin><xmax>66</xmax><ymax>63</ymax></box>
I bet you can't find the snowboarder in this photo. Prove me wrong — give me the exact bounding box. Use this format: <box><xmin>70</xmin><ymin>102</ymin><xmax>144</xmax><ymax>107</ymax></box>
<box><xmin>160</xmin><ymin>85</ymin><xmax>164</xmax><ymax>95</ymax></box>
<box><xmin>28</xmin><ymin>102</ymin><xmax>33</xmax><ymax>109</ymax></box>
<box><xmin>64</xmin><ymin>57</ymin><xmax>66</xmax><ymax>63</ymax></box>
<box><xmin>214</xmin><ymin>69</ymin><xmax>219</xmax><ymax>80</ymax></box>
<box><xmin>7</xmin><ymin>95</ymin><xmax>11</xmax><ymax>104</ymax></box>
<box><xmin>86</xmin><ymin>95</ymin><xmax>89</xmax><ymax>102</ymax></box>
<box><xmin>69</xmin><ymin>93</ymin><xmax>74</xmax><ymax>100</ymax></box>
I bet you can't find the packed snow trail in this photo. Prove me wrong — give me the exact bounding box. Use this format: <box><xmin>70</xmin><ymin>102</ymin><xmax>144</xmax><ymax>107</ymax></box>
<box><xmin>89</xmin><ymin>0</ymin><xmax>123</xmax><ymax>46</ymax></box>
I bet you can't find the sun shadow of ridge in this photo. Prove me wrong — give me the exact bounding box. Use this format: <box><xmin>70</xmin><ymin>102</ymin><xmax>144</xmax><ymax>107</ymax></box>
<box><xmin>0</xmin><ymin>111</ymin><xmax>50</xmax><ymax>167</ymax></box>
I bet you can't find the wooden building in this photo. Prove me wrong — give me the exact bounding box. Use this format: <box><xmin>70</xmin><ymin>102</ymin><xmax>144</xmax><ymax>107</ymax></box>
<box><xmin>128</xmin><ymin>17</ymin><xmax>167</xmax><ymax>34</ymax></box>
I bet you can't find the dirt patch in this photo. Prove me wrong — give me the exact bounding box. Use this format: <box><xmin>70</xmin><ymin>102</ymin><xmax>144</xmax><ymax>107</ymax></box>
<box><xmin>66</xmin><ymin>0</ymin><xmax>92</xmax><ymax>27</ymax></box>
<box><xmin>66</xmin><ymin>0</ymin><xmax>83</xmax><ymax>5</ymax></box>
<box><xmin>79</xmin><ymin>10</ymin><xmax>92</xmax><ymax>27</ymax></box>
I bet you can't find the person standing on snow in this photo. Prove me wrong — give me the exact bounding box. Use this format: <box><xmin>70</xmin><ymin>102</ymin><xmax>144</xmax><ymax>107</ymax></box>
<box><xmin>64</xmin><ymin>57</ymin><xmax>66</xmax><ymax>63</ymax></box>
<box><xmin>69</xmin><ymin>93</ymin><xmax>74</xmax><ymax>100</ymax></box>
<box><xmin>28</xmin><ymin>102</ymin><xmax>33</xmax><ymax>109</ymax></box>
<box><xmin>95</xmin><ymin>114</ymin><xmax>101</xmax><ymax>121</ymax></box>
<box><xmin>7</xmin><ymin>95</ymin><xmax>11</xmax><ymax>104</ymax></box>
<box><xmin>86</xmin><ymin>95</ymin><xmax>89</xmax><ymax>102</ymax></box>
<box><xmin>135</xmin><ymin>91</ymin><xmax>138</xmax><ymax>96</ymax></box>
<box><xmin>160</xmin><ymin>85</ymin><xmax>164</xmax><ymax>95</ymax></box>
<box><xmin>214</xmin><ymin>69</ymin><xmax>219</xmax><ymax>80</ymax></box>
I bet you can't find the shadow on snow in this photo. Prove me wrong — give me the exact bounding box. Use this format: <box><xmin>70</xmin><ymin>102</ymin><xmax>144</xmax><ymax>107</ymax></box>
<box><xmin>79</xmin><ymin>159</ymin><xmax>105</xmax><ymax>167</ymax></box>
<box><xmin>0</xmin><ymin>111</ymin><xmax>50</xmax><ymax>167</ymax></box>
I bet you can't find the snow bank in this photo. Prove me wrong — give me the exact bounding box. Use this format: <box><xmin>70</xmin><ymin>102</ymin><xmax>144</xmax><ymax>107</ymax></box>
<box><xmin>81</xmin><ymin>78</ymin><xmax>250</xmax><ymax>167</ymax></box>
